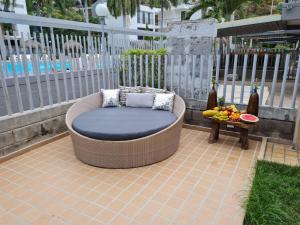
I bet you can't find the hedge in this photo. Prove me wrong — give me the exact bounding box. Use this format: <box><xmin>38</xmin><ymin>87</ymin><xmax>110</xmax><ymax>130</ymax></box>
<box><xmin>120</xmin><ymin>48</ymin><xmax>168</xmax><ymax>88</ymax></box>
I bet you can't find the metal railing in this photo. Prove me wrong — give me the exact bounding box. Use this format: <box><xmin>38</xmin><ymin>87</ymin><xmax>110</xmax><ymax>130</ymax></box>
<box><xmin>0</xmin><ymin>12</ymin><xmax>299</xmax><ymax>118</ymax></box>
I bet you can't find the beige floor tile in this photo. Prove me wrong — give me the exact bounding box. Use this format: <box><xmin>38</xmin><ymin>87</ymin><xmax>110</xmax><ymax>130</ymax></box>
<box><xmin>0</xmin><ymin>129</ymin><xmax>262</xmax><ymax>225</ymax></box>
<box><xmin>95</xmin><ymin>208</ymin><xmax>116</xmax><ymax>224</ymax></box>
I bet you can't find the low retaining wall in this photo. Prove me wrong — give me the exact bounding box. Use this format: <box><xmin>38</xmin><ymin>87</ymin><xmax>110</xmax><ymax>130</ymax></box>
<box><xmin>0</xmin><ymin>101</ymin><xmax>75</xmax><ymax>156</ymax></box>
<box><xmin>184</xmin><ymin>99</ymin><xmax>297</xmax><ymax>141</ymax></box>
<box><xmin>0</xmin><ymin>98</ymin><xmax>297</xmax><ymax>157</ymax></box>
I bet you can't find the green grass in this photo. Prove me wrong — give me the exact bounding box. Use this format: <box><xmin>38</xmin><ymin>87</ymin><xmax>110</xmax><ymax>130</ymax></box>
<box><xmin>244</xmin><ymin>160</ymin><xmax>300</xmax><ymax>225</ymax></box>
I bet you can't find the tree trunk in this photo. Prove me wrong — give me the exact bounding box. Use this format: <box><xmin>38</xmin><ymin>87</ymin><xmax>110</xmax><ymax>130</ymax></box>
<box><xmin>84</xmin><ymin>0</ymin><xmax>92</xmax><ymax>54</ymax></box>
<box><xmin>121</xmin><ymin>3</ymin><xmax>127</xmax><ymax>48</ymax></box>
<box><xmin>160</xmin><ymin>0</ymin><xmax>164</xmax><ymax>48</ymax></box>
<box><xmin>84</xmin><ymin>0</ymin><xmax>89</xmax><ymax>23</ymax></box>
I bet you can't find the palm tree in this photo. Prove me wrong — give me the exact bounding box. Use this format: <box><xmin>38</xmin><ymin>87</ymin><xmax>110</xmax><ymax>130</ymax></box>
<box><xmin>107</xmin><ymin>0</ymin><xmax>141</xmax><ymax>47</ymax></box>
<box><xmin>147</xmin><ymin>0</ymin><xmax>183</xmax><ymax>46</ymax></box>
<box><xmin>185</xmin><ymin>0</ymin><xmax>262</xmax><ymax>22</ymax></box>
<box><xmin>25</xmin><ymin>0</ymin><xmax>66</xmax><ymax>16</ymax></box>
<box><xmin>107</xmin><ymin>0</ymin><xmax>141</xmax><ymax>29</ymax></box>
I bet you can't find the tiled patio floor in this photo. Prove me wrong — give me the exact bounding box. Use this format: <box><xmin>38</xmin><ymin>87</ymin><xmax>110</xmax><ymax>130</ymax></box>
<box><xmin>0</xmin><ymin>129</ymin><xmax>261</xmax><ymax>225</ymax></box>
<box><xmin>264</xmin><ymin>142</ymin><xmax>300</xmax><ymax>166</ymax></box>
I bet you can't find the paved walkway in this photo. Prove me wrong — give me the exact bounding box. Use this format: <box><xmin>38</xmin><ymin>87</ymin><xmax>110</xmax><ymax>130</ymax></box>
<box><xmin>0</xmin><ymin>129</ymin><xmax>261</xmax><ymax>225</ymax></box>
<box><xmin>264</xmin><ymin>142</ymin><xmax>300</xmax><ymax>166</ymax></box>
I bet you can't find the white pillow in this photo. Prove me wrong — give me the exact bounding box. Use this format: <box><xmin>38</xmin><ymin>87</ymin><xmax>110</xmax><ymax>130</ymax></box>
<box><xmin>119</xmin><ymin>86</ymin><xmax>141</xmax><ymax>106</ymax></box>
<box><xmin>101</xmin><ymin>89</ymin><xmax>120</xmax><ymax>108</ymax></box>
<box><xmin>152</xmin><ymin>93</ymin><xmax>175</xmax><ymax>112</ymax></box>
<box><xmin>126</xmin><ymin>93</ymin><xmax>154</xmax><ymax>108</ymax></box>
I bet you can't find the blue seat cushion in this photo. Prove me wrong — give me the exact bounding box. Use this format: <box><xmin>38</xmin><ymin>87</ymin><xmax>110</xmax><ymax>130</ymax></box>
<box><xmin>72</xmin><ymin>107</ymin><xmax>177</xmax><ymax>141</ymax></box>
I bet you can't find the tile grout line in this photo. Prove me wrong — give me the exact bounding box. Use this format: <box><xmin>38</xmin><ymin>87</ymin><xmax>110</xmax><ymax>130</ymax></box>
<box><xmin>123</xmin><ymin>130</ymin><xmax>207</xmax><ymax>225</ymax></box>
<box><xmin>188</xmin><ymin>138</ymin><xmax>240</xmax><ymax>225</ymax></box>
<box><xmin>150</xmin><ymin>134</ymin><xmax>229</xmax><ymax>225</ymax></box>
<box><xmin>232</xmin><ymin>139</ymin><xmax>260</xmax><ymax>224</ymax></box>
<box><xmin>213</xmin><ymin>140</ymin><xmax>260</xmax><ymax>225</ymax></box>
<box><xmin>102</xmin><ymin>129</ymin><xmax>195</xmax><ymax>224</ymax></box>
<box><xmin>210</xmin><ymin>145</ymin><xmax>247</xmax><ymax>225</ymax></box>
<box><xmin>168</xmin><ymin>135</ymin><xmax>235</xmax><ymax>225</ymax></box>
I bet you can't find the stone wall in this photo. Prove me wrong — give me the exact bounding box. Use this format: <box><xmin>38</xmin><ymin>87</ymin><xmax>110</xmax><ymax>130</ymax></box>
<box><xmin>0</xmin><ymin>101</ymin><xmax>75</xmax><ymax>156</ymax></box>
<box><xmin>166</xmin><ymin>20</ymin><xmax>216</xmax><ymax>100</ymax></box>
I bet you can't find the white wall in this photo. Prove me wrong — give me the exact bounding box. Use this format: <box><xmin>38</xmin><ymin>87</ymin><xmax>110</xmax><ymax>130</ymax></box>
<box><xmin>92</xmin><ymin>2</ymin><xmax>160</xmax><ymax>40</ymax></box>
<box><xmin>0</xmin><ymin>0</ymin><xmax>30</xmax><ymax>37</ymax></box>
<box><xmin>160</xmin><ymin>4</ymin><xmax>193</xmax><ymax>28</ymax></box>
<box><xmin>92</xmin><ymin>2</ymin><xmax>195</xmax><ymax>40</ymax></box>
<box><xmin>14</xmin><ymin>0</ymin><xmax>30</xmax><ymax>37</ymax></box>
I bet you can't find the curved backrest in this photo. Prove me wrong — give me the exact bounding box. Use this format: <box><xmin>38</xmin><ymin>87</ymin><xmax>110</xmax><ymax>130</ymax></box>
<box><xmin>66</xmin><ymin>93</ymin><xmax>102</xmax><ymax>130</ymax></box>
<box><xmin>66</xmin><ymin>92</ymin><xmax>186</xmax><ymax>131</ymax></box>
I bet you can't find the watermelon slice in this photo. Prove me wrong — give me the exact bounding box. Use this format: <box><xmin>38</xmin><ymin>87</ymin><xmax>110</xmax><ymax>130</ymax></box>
<box><xmin>240</xmin><ymin>114</ymin><xmax>259</xmax><ymax>123</ymax></box>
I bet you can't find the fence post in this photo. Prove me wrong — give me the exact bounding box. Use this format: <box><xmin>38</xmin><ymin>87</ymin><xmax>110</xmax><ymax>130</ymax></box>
<box><xmin>279</xmin><ymin>54</ymin><xmax>290</xmax><ymax>108</ymax></box>
<box><xmin>293</xmin><ymin>109</ymin><xmax>300</xmax><ymax>150</ymax></box>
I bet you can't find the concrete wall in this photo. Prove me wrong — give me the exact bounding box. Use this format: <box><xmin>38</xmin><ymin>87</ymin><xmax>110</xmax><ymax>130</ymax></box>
<box><xmin>0</xmin><ymin>97</ymin><xmax>297</xmax><ymax>157</ymax></box>
<box><xmin>185</xmin><ymin>99</ymin><xmax>297</xmax><ymax>141</ymax></box>
<box><xmin>282</xmin><ymin>1</ymin><xmax>300</xmax><ymax>21</ymax></box>
<box><xmin>0</xmin><ymin>101</ymin><xmax>75</xmax><ymax>156</ymax></box>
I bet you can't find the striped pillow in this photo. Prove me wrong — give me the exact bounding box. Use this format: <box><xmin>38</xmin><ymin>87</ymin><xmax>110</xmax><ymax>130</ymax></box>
<box><xmin>119</xmin><ymin>86</ymin><xmax>141</xmax><ymax>106</ymax></box>
<box><xmin>141</xmin><ymin>87</ymin><xmax>168</xmax><ymax>94</ymax></box>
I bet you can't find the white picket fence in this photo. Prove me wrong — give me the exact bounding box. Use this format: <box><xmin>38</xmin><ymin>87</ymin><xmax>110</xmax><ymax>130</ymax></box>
<box><xmin>1</xmin><ymin>50</ymin><xmax>300</xmax><ymax>117</ymax></box>
<box><xmin>0</xmin><ymin>12</ymin><xmax>299</xmax><ymax>117</ymax></box>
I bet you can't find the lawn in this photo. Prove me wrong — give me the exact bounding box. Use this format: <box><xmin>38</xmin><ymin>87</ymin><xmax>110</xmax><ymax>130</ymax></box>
<box><xmin>244</xmin><ymin>160</ymin><xmax>300</xmax><ymax>225</ymax></box>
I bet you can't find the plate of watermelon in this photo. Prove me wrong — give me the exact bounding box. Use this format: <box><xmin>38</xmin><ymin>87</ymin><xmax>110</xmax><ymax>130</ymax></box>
<box><xmin>240</xmin><ymin>114</ymin><xmax>259</xmax><ymax>123</ymax></box>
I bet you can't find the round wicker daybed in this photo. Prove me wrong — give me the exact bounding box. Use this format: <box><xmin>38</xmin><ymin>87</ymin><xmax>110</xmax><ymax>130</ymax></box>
<box><xmin>65</xmin><ymin>92</ymin><xmax>185</xmax><ymax>169</ymax></box>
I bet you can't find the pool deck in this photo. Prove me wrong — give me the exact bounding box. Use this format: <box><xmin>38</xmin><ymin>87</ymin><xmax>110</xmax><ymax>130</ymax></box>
<box><xmin>0</xmin><ymin>128</ymin><xmax>263</xmax><ymax>225</ymax></box>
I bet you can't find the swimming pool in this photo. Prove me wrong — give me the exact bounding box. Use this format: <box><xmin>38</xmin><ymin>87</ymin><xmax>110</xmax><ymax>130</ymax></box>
<box><xmin>2</xmin><ymin>60</ymin><xmax>71</xmax><ymax>77</ymax></box>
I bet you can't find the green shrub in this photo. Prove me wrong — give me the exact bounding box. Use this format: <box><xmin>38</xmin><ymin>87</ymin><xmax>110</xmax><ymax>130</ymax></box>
<box><xmin>120</xmin><ymin>48</ymin><xmax>167</xmax><ymax>88</ymax></box>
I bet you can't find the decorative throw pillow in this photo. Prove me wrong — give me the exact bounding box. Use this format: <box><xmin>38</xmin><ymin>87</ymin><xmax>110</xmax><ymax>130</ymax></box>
<box><xmin>141</xmin><ymin>87</ymin><xmax>167</xmax><ymax>94</ymax></box>
<box><xmin>126</xmin><ymin>93</ymin><xmax>154</xmax><ymax>108</ymax></box>
<box><xmin>119</xmin><ymin>86</ymin><xmax>141</xmax><ymax>106</ymax></box>
<box><xmin>101</xmin><ymin>89</ymin><xmax>120</xmax><ymax>108</ymax></box>
<box><xmin>152</xmin><ymin>93</ymin><xmax>175</xmax><ymax>112</ymax></box>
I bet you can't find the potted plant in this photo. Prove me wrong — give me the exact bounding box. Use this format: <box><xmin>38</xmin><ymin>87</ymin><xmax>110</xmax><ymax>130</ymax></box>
<box><xmin>218</xmin><ymin>97</ymin><xmax>225</xmax><ymax>107</ymax></box>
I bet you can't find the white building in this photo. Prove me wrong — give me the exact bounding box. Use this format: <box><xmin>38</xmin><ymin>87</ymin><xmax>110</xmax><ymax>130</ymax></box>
<box><xmin>92</xmin><ymin>1</ymin><xmax>196</xmax><ymax>40</ymax></box>
<box><xmin>160</xmin><ymin>3</ymin><xmax>197</xmax><ymax>29</ymax></box>
<box><xmin>0</xmin><ymin>0</ymin><xmax>30</xmax><ymax>37</ymax></box>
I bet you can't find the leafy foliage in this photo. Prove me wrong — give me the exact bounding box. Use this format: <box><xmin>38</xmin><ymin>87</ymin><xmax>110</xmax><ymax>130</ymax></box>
<box><xmin>147</xmin><ymin>0</ymin><xmax>181</xmax><ymax>10</ymax></box>
<box><xmin>235</xmin><ymin>0</ymin><xmax>282</xmax><ymax>19</ymax></box>
<box><xmin>185</xmin><ymin>0</ymin><xmax>262</xmax><ymax>22</ymax></box>
<box><xmin>0</xmin><ymin>0</ymin><xmax>16</xmax><ymax>11</ymax></box>
<box><xmin>121</xmin><ymin>48</ymin><xmax>168</xmax><ymax>87</ymax></box>
<box><xmin>25</xmin><ymin>0</ymin><xmax>67</xmax><ymax>16</ymax></box>
<box><xmin>107</xmin><ymin>0</ymin><xmax>141</xmax><ymax>18</ymax></box>
<box><xmin>244</xmin><ymin>160</ymin><xmax>300</xmax><ymax>225</ymax></box>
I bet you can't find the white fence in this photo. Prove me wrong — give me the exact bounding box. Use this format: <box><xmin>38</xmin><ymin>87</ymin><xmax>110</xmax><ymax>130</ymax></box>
<box><xmin>0</xmin><ymin>12</ymin><xmax>300</xmax><ymax>117</ymax></box>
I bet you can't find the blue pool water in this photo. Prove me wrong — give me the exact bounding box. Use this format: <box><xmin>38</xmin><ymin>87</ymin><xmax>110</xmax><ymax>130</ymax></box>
<box><xmin>2</xmin><ymin>61</ymin><xmax>71</xmax><ymax>77</ymax></box>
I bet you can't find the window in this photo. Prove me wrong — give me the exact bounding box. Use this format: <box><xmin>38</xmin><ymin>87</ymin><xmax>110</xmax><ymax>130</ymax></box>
<box><xmin>148</xmin><ymin>12</ymin><xmax>153</xmax><ymax>24</ymax></box>
<box><xmin>137</xmin><ymin>10</ymin><xmax>154</xmax><ymax>24</ymax></box>
<box><xmin>137</xmin><ymin>10</ymin><xmax>143</xmax><ymax>23</ymax></box>
<box><xmin>181</xmin><ymin>11</ymin><xmax>186</xmax><ymax>21</ymax></box>
<box><xmin>142</xmin><ymin>11</ymin><xmax>145</xmax><ymax>24</ymax></box>
<box><xmin>155</xmin><ymin>14</ymin><xmax>159</xmax><ymax>25</ymax></box>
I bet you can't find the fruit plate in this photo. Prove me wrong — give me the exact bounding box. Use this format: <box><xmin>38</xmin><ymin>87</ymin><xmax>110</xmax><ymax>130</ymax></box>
<box><xmin>240</xmin><ymin>114</ymin><xmax>259</xmax><ymax>123</ymax></box>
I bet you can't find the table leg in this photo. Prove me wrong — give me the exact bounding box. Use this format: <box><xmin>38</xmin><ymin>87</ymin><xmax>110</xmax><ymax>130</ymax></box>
<box><xmin>209</xmin><ymin>122</ymin><xmax>220</xmax><ymax>144</ymax></box>
<box><xmin>240</xmin><ymin>128</ymin><xmax>249</xmax><ymax>150</ymax></box>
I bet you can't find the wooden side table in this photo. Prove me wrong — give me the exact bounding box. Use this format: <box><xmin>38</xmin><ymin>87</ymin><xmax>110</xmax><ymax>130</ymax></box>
<box><xmin>207</xmin><ymin>118</ymin><xmax>256</xmax><ymax>150</ymax></box>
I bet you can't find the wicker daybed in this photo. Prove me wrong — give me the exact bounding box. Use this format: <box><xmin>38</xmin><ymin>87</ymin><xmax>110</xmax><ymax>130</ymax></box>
<box><xmin>65</xmin><ymin>91</ymin><xmax>185</xmax><ymax>168</ymax></box>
